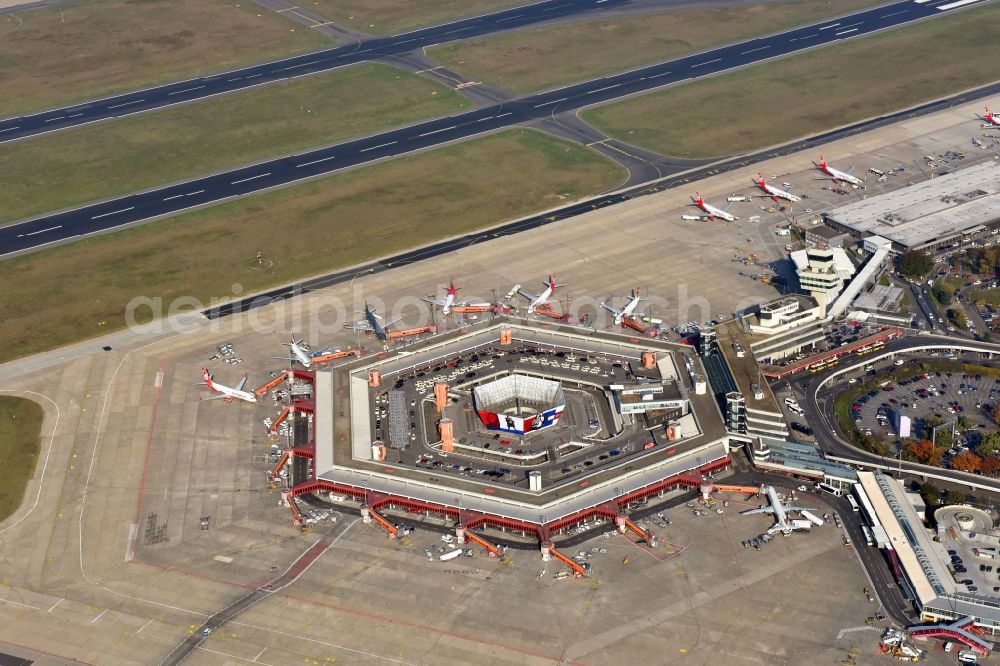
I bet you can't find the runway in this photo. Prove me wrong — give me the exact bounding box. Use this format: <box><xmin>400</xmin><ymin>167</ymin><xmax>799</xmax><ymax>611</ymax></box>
<box><xmin>0</xmin><ymin>0</ymin><xmax>630</xmax><ymax>144</ymax></box>
<box><xmin>0</xmin><ymin>0</ymin><xmax>990</xmax><ymax>259</ymax></box>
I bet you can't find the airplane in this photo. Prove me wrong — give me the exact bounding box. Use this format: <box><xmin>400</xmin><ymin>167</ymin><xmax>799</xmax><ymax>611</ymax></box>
<box><xmin>816</xmin><ymin>155</ymin><xmax>863</xmax><ymax>186</ymax></box>
<box><xmin>754</xmin><ymin>174</ymin><xmax>800</xmax><ymax>202</ymax></box>
<box><xmin>517</xmin><ymin>275</ymin><xmax>562</xmax><ymax>314</ymax></box>
<box><xmin>741</xmin><ymin>485</ymin><xmax>817</xmax><ymax>535</ymax></box>
<box><xmin>199</xmin><ymin>368</ymin><xmax>257</xmax><ymax>403</ymax></box>
<box><xmin>344</xmin><ymin>302</ymin><xmax>401</xmax><ymax>342</ymax></box>
<box><xmin>421</xmin><ymin>278</ymin><xmax>490</xmax><ymax>315</ymax></box>
<box><xmin>602</xmin><ymin>288</ymin><xmax>642</xmax><ymax>326</ymax></box>
<box><xmin>273</xmin><ymin>337</ymin><xmax>325</xmax><ymax>368</ymax></box>
<box><xmin>978</xmin><ymin>106</ymin><xmax>1000</xmax><ymax>128</ymax></box>
<box><xmin>692</xmin><ymin>192</ymin><xmax>738</xmax><ymax>222</ymax></box>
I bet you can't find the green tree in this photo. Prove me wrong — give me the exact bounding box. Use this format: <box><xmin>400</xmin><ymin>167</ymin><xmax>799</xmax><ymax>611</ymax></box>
<box><xmin>945</xmin><ymin>490</ymin><xmax>968</xmax><ymax>506</ymax></box>
<box><xmin>899</xmin><ymin>250</ymin><xmax>933</xmax><ymax>280</ymax></box>
<box><xmin>921</xmin><ymin>482</ymin><xmax>941</xmax><ymax>506</ymax></box>
<box><xmin>977</xmin><ymin>431</ymin><xmax>1000</xmax><ymax>458</ymax></box>
<box><xmin>931</xmin><ymin>281</ymin><xmax>954</xmax><ymax>305</ymax></box>
<box><xmin>947</xmin><ymin>308</ymin><xmax>968</xmax><ymax>331</ymax></box>
<box><xmin>957</xmin><ymin>415</ymin><xmax>971</xmax><ymax>430</ymax></box>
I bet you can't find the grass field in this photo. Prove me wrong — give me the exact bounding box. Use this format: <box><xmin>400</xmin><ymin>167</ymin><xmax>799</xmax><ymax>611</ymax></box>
<box><xmin>583</xmin><ymin>3</ymin><xmax>1000</xmax><ymax>158</ymax></box>
<box><xmin>427</xmin><ymin>0</ymin><xmax>883</xmax><ymax>93</ymax></box>
<box><xmin>0</xmin><ymin>397</ymin><xmax>44</xmax><ymax>524</ymax></box>
<box><xmin>1</xmin><ymin>63</ymin><xmax>469</xmax><ymax>226</ymax></box>
<box><xmin>968</xmin><ymin>288</ymin><xmax>1000</xmax><ymax>306</ymax></box>
<box><xmin>0</xmin><ymin>0</ymin><xmax>333</xmax><ymax>117</ymax></box>
<box><xmin>0</xmin><ymin>129</ymin><xmax>623</xmax><ymax>361</ymax></box>
<box><xmin>308</xmin><ymin>0</ymin><xmax>525</xmax><ymax>35</ymax></box>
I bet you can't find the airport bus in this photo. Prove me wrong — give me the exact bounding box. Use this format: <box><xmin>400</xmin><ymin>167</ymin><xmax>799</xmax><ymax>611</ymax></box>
<box><xmin>862</xmin><ymin>525</ymin><xmax>875</xmax><ymax>546</ymax></box>
<box><xmin>816</xmin><ymin>482</ymin><xmax>843</xmax><ymax>497</ymax></box>
<box><xmin>847</xmin><ymin>495</ymin><xmax>860</xmax><ymax>513</ymax></box>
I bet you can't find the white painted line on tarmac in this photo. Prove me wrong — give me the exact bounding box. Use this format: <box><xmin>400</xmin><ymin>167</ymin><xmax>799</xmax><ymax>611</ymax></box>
<box><xmin>691</xmin><ymin>58</ymin><xmax>721</xmax><ymax>68</ymax></box>
<box><xmin>819</xmin><ymin>22</ymin><xmax>841</xmax><ymax>29</ymax></box>
<box><xmin>67</xmin><ymin>113</ymin><xmax>84</xmax><ymax>118</ymax></box>
<box><xmin>296</xmin><ymin>155</ymin><xmax>336</xmax><ymax>167</ymax></box>
<box><xmin>836</xmin><ymin>28</ymin><xmax>859</xmax><ymax>35</ymax></box>
<box><xmin>91</xmin><ymin>608</ymin><xmax>108</xmax><ymax>623</ymax></box>
<box><xmin>881</xmin><ymin>9</ymin><xmax>909</xmax><ymax>16</ymax></box>
<box><xmin>107</xmin><ymin>99</ymin><xmax>144</xmax><ymax>109</ymax></box>
<box><xmin>937</xmin><ymin>0</ymin><xmax>983</xmax><ymax>8</ymax></box>
<box><xmin>17</xmin><ymin>226</ymin><xmax>61</xmax><ymax>238</ymax></box>
<box><xmin>647</xmin><ymin>70</ymin><xmax>672</xmax><ymax>78</ymax></box>
<box><xmin>43</xmin><ymin>116</ymin><xmax>65</xmax><ymax>123</ymax></box>
<box><xmin>91</xmin><ymin>207</ymin><xmax>134</xmax><ymax>220</ymax></box>
<box><xmin>227</xmin><ymin>77</ymin><xmax>243</xmax><ymax>82</ymax></box>
<box><xmin>136</xmin><ymin>618</ymin><xmax>154</xmax><ymax>634</ymax></box>
<box><xmin>0</xmin><ymin>126</ymin><xmax>19</xmax><ymax>132</ymax></box>
<box><xmin>276</xmin><ymin>60</ymin><xmax>319</xmax><ymax>72</ymax></box>
<box><xmin>360</xmin><ymin>141</ymin><xmax>397</xmax><ymax>152</ymax></box>
<box><xmin>589</xmin><ymin>84</ymin><xmax>621</xmax><ymax>94</ymax></box>
<box><xmin>231</xmin><ymin>172</ymin><xmax>271</xmax><ymax>185</ymax></box>
<box><xmin>47</xmin><ymin>598</ymin><xmax>64</xmax><ymax>613</ymax></box>
<box><xmin>496</xmin><ymin>13</ymin><xmax>524</xmax><ymax>22</ymax></box>
<box><xmin>543</xmin><ymin>2</ymin><xmax>572</xmax><ymax>11</ymax></box>
<box><xmin>163</xmin><ymin>194</ymin><xmax>183</xmax><ymax>201</ymax></box>
<box><xmin>0</xmin><ymin>598</ymin><xmax>41</xmax><ymax>610</ymax></box>
<box><xmin>534</xmin><ymin>97</ymin><xmax>567</xmax><ymax>107</ymax></box>
<box><xmin>246</xmin><ymin>73</ymin><xmax>263</xmax><ymax>79</ymax></box>
<box><xmin>741</xmin><ymin>46</ymin><xmax>770</xmax><ymax>54</ymax></box>
<box><xmin>168</xmin><ymin>85</ymin><xmax>206</xmax><ymax>96</ymax></box>
<box><xmin>186</xmin><ymin>189</ymin><xmax>205</xmax><ymax>196</ymax></box>
<box><xmin>393</xmin><ymin>38</ymin><xmax>418</xmax><ymax>44</ymax></box>
<box><xmin>418</xmin><ymin>125</ymin><xmax>457</xmax><ymax>137</ymax></box>
<box><xmin>496</xmin><ymin>112</ymin><xmax>512</xmax><ymax>118</ymax></box>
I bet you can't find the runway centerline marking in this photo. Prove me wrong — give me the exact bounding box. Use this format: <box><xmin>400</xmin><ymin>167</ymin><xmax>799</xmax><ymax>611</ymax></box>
<box><xmin>543</xmin><ymin>2</ymin><xmax>572</xmax><ymax>10</ymax></box>
<box><xmin>91</xmin><ymin>207</ymin><xmax>134</xmax><ymax>220</ymax></box>
<box><xmin>589</xmin><ymin>84</ymin><xmax>621</xmax><ymax>94</ymax></box>
<box><xmin>163</xmin><ymin>194</ymin><xmax>183</xmax><ymax>201</ymax></box>
<box><xmin>534</xmin><ymin>97</ymin><xmax>567</xmax><ymax>107</ymax></box>
<box><xmin>168</xmin><ymin>85</ymin><xmax>206</xmax><ymax>96</ymax></box>
<box><xmin>43</xmin><ymin>116</ymin><xmax>65</xmax><ymax>123</ymax></box>
<box><xmin>836</xmin><ymin>28</ymin><xmax>859</xmax><ymax>35</ymax></box>
<box><xmin>496</xmin><ymin>112</ymin><xmax>512</xmax><ymax>118</ymax></box>
<box><xmin>819</xmin><ymin>22</ymin><xmax>841</xmax><ymax>29</ymax></box>
<box><xmin>231</xmin><ymin>172</ymin><xmax>271</xmax><ymax>184</ymax></box>
<box><xmin>296</xmin><ymin>155</ymin><xmax>336</xmax><ymax>167</ymax></box>
<box><xmin>360</xmin><ymin>141</ymin><xmax>397</xmax><ymax>152</ymax></box>
<box><xmin>741</xmin><ymin>46</ymin><xmax>770</xmax><ymax>54</ymax></box>
<box><xmin>17</xmin><ymin>226</ymin><xmax>62</xmax><ymax>238</ymax></box>
<box><xmin>418</xmin><ymin>125</ymin><xmax>457</xmax><ymax>137</ymax></box>
<box><xmin>881</xmin><ymin>8</ymin><xmax>908</xmax><ymax>16</ymax></box>
<box><xmin>691</xmin><ymin>58</ymin><xmax>721</xmax><ymax>68</ymax></box>
<box><xmin>0</xmin><ymin>126</ymin><xmax>19</xmax><ymax>132</ymax></box>
<box><xmin>277</xmin><ymin>60</ymin><xmax>319</xmax><ymax>72</ymax></box>
<box><xmin>107</xmin><ymin>99</ymin><xmax>144</xmax><ymax>109</ymax></box>
<box><xmin>186</xmin><ymin>189</ymin><xmax>205</xmax><ymax>196</ymax></box>
<box><xmin>496</xmin><ymin>14</ymin><xmax>524</xmax><ymax>22</ymax></box>
<box><xmin>647</xmin><ymin>71</ymin><xmax>672</xmax><ymax>79</ymax></box>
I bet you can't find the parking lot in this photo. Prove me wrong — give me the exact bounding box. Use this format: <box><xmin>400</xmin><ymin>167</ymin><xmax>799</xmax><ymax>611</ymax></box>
<box><xmin>851</xmin><ymin>368</ymin><xmax>999</xmax><ymax>456</ymax></box>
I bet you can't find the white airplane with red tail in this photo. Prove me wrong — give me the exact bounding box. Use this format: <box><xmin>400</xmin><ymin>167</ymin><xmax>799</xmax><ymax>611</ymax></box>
<box><xmin>817</xmin><ymin>156</ymin><xmax>863</xmax><ymax>186</ymax></box>
<box><xmin>602</xmin><ymin>288</ymin><xmax>642</xmax><ymax>326</ymax></box>
<box><xmin>692</xmin><ymin>193</ymin><xmax>738</xmax><ymax>222</ymax></box>
<box><xmin>422</xmin><ymin>278</ymin><xmax>489</xmax><ymax>315</ymax></box>
<box><xmin>979</xmin><ymin>107</ymin><xmax>1000</xmax><ymax>128</ymax></box>
<box><xmin>754</xmin><ymin>174</ymin><xmax>800</xmax><ymax>202</ymax></box>
<box><xmin>200</xmin><ymin>368</ymin><xmax>257</xmax><ymax>402</ymax></box>
<box><xmin>518</xmin><ymin>275</ymin><xmax>562</xmax><ymax>314</ymax></box>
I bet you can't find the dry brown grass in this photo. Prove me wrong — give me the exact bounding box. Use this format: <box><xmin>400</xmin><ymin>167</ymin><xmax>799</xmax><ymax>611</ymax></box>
<box><xmin>1</xmin><ymin>63</ymin><xmax>469</xmax><ymax>225</ymax></box>
<box><xmin>0</xmin><ymin>129</ymin><xmax>624</xmax><ymax>361</ymax></box>
<box><xmin>0</xmin><ymin>397</ymin><xmax>43</xmax><ymax>523</ymax></box>
<box><xmin>583</xmin><ymin>2</ymin><xmax>1000</xmax><ymax>158</ymax></box>
<box><xmin>307</xmin><ymin>0</ymin><xmax>524</xmax><ymax>35</ymax></box>
<box><xmin>427</xmin><ymin>0</ymin><xmax>884</xmax><ymax>93</ymax></box>
<box><xmin>0</xmin><ymin>0</ymin><xmax>333</xmax><ymax>117</ymax></box>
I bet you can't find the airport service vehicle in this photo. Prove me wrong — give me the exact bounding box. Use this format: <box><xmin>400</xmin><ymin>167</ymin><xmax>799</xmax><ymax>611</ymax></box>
<box><xmin>199</xmin><ymin>368</ymin><xmax>257</xmax><ymax>403</ymax></box>
<box><xmin>602</xmin><ymin>288</ymin><xmax>642</xmax><ymax>326</ymax></box>
<box><xmin>741</xmin><ymin>485</ymin><xmax>817</xmax><ymax>536</ymax></box>
<box><xmin>345</xmin><ymin>302</ymin><xmax>401</xmax><ymax>342</ymax></box>
<box><xmin>691</xmin><ymin>192</ymin><xmax>738</xmax><ymax>222</ymax></box>
<box><xmin>754</xmin><ymin>174</ymin><xmax>800</xmax><ymax>202</ymax></box>
<box><xmin>440</xmin><ymin>548</ymin><xmax>463</xmax><ymax>561</ymax></box>
<box><xmin>847</xmin><ymin>495</ymin><xmax>860</xmax><ymax>513</ymax></box>
<box><xmin>816</xmin><ymin>156</ymin><xmax>863</xmax><ymax>186</ymax></box>
<box><xmin>421</xmin><ymin>277</ymin><xmax>490</xmax><ymax>315</ymax></box>
<box><xmin>979</xmin><ymin>106</ymin><xmax>1000</xmax><ymax>128</ymax></box>
<box><xmin>517</xmin><ymin>275</ymin><xmax>562</xmax><ymax>314</ymax></box>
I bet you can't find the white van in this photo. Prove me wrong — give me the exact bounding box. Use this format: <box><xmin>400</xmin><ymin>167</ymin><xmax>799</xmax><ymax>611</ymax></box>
<box><xmin>943</xmin><ymin>641</ymin><xmax>953</xmax><ymax>653</ymax></box>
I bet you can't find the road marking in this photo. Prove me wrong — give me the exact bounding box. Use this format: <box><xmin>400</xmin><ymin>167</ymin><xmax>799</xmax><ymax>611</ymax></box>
<box><xmin>91</xmin><ymin>207</ymin><xmax>134</xmax><ymax>220</ymax></box>
<box><xmin>17</xmin><ymin>225</ymin><xmax>62</xmax><ymax>238</ymax></box>
<box><xmin>0</xmin><ymin>126</ymin><xmax>19</xmax><ymax>133</ymax></box>
<box><xmin>691</xmin><ymin>58</ymin><xmax>721</xmax><ymax>68</ymax></box>
<box><xmin>43</xmin><ymin>116</ymin><xmax>65</xmax><ymax>123</ymax></box>
<box><xmin>835</xmin><ymin>28</ymin><xmax>858</xmax><ymax>36</ymax></box>
<box><xmin>393</xmin><ymin>38</ymin><xmax>417</xmax><ymax>44</ymax></box>
<box><xmin>168</xmin><ymin>85</ymin><xmax>206</xmax><ymax>96</ymax></box>
<box><xmin>163</xmin><ymin>194</ymin><xmax>183</xmax><ymax>201</ymax></box>
<box><xmin>136</xmin><ymin>618</ymin><xmax>154</xmax><ymax>634</ymax></box>
<box><xmin>881</xmin><ymin>9</ymin><xmax>908</xmax><ymax>17</ymax></box>
<box><xmin>252</xmin><ymin>647</ymin><xmax>267</xmax><ymax>662</ymax></box>
<box><xmin>937</xmin><ymin>0</ymin><xmax>983</xmax><ymax>8</ymax></box>
<box><xmin>819</xmin><ymin>22</ymin><xmax>841</xmax><ymax>29</ymax></box>
<box><xmin>296</xmin><ymin>155</ymin><xmax>336</xmax><ymax>167</ymax></box>
<box><xmin>0</xmin><ymin>598</ymin><xmax>41</xmax><ymax>610</ymax></box>
<box><xmin>441</xmin><ymin>27</ymin><xmax>471</xmax><ymax>35</ymax></box>
<box><xmin>418</xmin><ymin>125</ymin><xmax>457</xmax><ymax>137</ymax></box>
<box><xmin>534</xmin><ymin>97</ymin><xmax>567</xmax><ymax>107</ymax></box>
<box><xmin>186</xmin><ymin>189</ymin><xmax>205</xmax><ymax>196</ymax></box>
<box><xmin>496</xmin><ymin>13</ymin><xmax>524</xmax><ymax>22</ymax></box>
<box><xmin>740</xmin><ymin>46</ymin><xmax>770</xmax><ymax>54</ymax></box>
<box><xmin>91</xmin><ymin>609</ymin><xmax>108</xmax><ymax>623</ymax></box>
<box><xmin>227</xmin><ymin>76</ymin><xmax>243</xmax><ymax>81</ymax></box>
<box><xmin>67</xmin><ymin>113</ymin><xmax>84</xmax><ymax>118</ymax></box>
<box><xmin>47</xmin><ymin>598</ymin><xmax>64</xmax><ymax>613</ymax></box>
<box><xmin>838</xmin><ymin>21</ymin><xmax>864</xmax><ymax>29</ymax></box>
<box><xmin>246</xmin><ymin>73</ymin><xmax>263</xmax><ymax>79</ymax></box>
<box><xmin>589</xmin><ymin>84</ymin><xmax>621</xmax><ymax>94</ymax></box>
<box><xmin>360</xmin><ymin>141</ymin><xmax>397</xmax><ymax>152</ymax></box>
<box><xmin>543</xmin><ymin>2</ymin><xmax>572</xmax><ymax>10</ymax></box>
<box><xmin>496</xmin><ymin>112</ymin><xmax>512</xmax><ymax>118</ymax></box>
<box><xmin>647</xmin><ymin>70</ymin><xmax>672</xmax><ymax>79</ymax></box>
<box><xmin>276</xmin><ymin>5</ymin><xmax>300</xmax><ymax>11</ymax></box>
<box><xmin>107</xmin><ymin>99</ymin><xmax>144</xmax><ymax>109</ymax></box>
<box><xmin>276</xmin><ymin>60</ymin><xmax>319</xmax><ymax>72</ymax></box>
<box><xmin>415</xmin><ymin>66</ymin><xmax>443</xmax><ymax>73</ymax></box>
<box><xmin>477</xmin><ymin>116</ymin><xmax>494</xmax><ymax>122</ymax></box>
<box><xmin>231</xmin><ymin>172</ymin><xmax>271</xmax><ymax>184</ymax></box>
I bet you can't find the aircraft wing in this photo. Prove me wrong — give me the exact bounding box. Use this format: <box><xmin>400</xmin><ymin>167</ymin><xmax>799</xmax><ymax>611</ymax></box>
<box><xmin>273</xmin><ymin>356</ymin><xmax>297</xmax><ymax>363</ymax></box>
<box><xmin>782</xmin><ymin>505</ymin><xmax>816</xmax><ymax>513</ymax></box>
<box><xmin>421</xmin><ymin>297</ymin><xmax>446</xmax><ymax>307</ymax></box>
<box><xmin>740</xmin><ymin>507</ymin><xmax>775</xmax><ymax>516</ymax></box>
<box><xmin>236</xmin><ymin>375</ymin><xmax>249</xmax><ymax>391</ymax></box>
<box><xmin>601</xmin><ymin>303</ymin><xmax>622</xmax><ymax>316</ymax></box>
<box><xmin>344</xmin><ymin>322</ymin><xmax>375</xmax><ymax>332</ymax></box>
<box><xmin>384</xmin><ymin>318</ymin><xmax>403</xmax><ymax>329</ymax></box>
<box><xmin>200</xmin><ymin>394</ymin><xmax>228</xmax><ymax>401</ymax></box>
<box><xmin>517</xmin><ymin>289</ymin><xmax>537</xmax><ymax>302</ymax></box>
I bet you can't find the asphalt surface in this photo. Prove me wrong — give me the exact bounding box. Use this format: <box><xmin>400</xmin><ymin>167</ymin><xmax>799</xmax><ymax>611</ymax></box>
<box><xmin>0</xmin><ymin>0</ymin><xmax>631</xmax><ymax>144</ymax></box>
<box><xmin>3</xmin><ymin>0</ymin><xmax>990</xmax><ymax>259</ymax></box>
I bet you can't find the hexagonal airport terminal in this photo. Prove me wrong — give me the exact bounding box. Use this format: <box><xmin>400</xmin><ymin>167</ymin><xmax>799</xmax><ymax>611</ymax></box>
<box><xmin>279</xmin><ymin>316</ymin><xmax>731</xmax><ymax>540</ymax></box>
